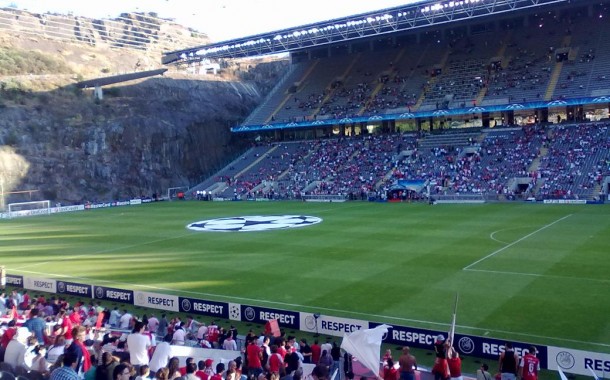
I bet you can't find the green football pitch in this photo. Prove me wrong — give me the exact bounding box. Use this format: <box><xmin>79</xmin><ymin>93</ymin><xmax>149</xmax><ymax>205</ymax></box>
<box><xmin>1</xmin><ymin>201</ymin><xmax>609</xmax><ymax>353</ymax></box>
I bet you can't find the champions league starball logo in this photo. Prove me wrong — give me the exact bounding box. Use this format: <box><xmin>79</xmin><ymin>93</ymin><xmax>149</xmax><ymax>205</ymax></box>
<box><xmin>229</xmin><ymin>305</ymin><xmax>241</xmax><ymax>320</ymax></box>
<box><xmin>187</xmin><ymin>215</ymin><xmax>322</xmax><ymax>232</ymax></box>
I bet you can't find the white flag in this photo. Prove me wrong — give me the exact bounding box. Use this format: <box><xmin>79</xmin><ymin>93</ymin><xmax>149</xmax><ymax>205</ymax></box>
<box><xmin>557</xmin><ymin>367</ymin><xmax>569</xmax><ymax>380</ymax></box>
<box><xmin>341</xmin><ymin>324</ymin><xmax>390</xmax><ymax>379</ymax></box>
<box><xmin>586</xmin><ymin>364</ymin><xmax>600</xmax><ymax>380</ymax></box>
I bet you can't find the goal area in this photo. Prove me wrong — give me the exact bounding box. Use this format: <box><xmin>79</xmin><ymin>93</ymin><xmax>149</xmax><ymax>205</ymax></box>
<box><xmin>7</xmin><ymin>200</ymin><xmax>51</xmax><ymax>219</ymax></box>
<box><xmin>167</xmin><ymin>186</ymin><xmax>188</xmax><ymax>201</ymax></box>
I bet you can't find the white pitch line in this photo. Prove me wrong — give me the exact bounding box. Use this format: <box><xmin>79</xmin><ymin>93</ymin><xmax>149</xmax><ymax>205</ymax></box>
<box><xmin>8</xmin><ymin>266</ymin><xmax>610</xmax><ymax>349</ymax></box>
<box><xmin>464</xmin><ymin>268</ymin><xmax>610</xmax><ymax>284</ymax></box>
<box><xmin>489</xmin><ymin>230</ymin><xmax>510</xmax><ymax>244</ymax></box>
<box><xmin>464</xmin><ymin>214</ymin><xmax>572</xmax><ymax>270</ymax></box>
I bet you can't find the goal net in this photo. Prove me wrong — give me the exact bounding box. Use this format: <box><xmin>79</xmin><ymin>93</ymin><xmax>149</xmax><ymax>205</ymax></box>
<box><xmin>7</xmin><ymin>200</ymin><xmax>51</xmax><ymax>219</ymax></box>
<box><xmin>167</xmin><ymin>186</ymin><xmax>189</xmax><ymax>201</ymax></box>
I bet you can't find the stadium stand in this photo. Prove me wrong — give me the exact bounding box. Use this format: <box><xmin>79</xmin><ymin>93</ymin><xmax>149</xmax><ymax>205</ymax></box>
<box><xmin>191</xmin><ymin>122</ymin><xmax>609</xmax><ymax>202</ymax></box>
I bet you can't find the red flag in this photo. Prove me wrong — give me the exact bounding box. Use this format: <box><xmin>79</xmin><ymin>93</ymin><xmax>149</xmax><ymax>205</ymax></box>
<box><xmin>10</xmin><ymin>305</ymin><xmax>18</xmax><ymax>320</ymax></box>
<box><xmin>265</xmin><ymin>319</ymin><xmax>281</xmax><ymax>337</ymax></box>
<box><xmin>95</xmin><ymin>311</ymin><xmax>104</xmax><ymax>330</ymax></box>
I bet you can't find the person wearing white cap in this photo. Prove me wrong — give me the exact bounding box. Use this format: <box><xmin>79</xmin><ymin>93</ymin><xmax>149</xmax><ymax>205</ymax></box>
<box><xmin>4</xmin><ymin>326</ymin><xmax>31</xmax><ymax>371</ymax></box>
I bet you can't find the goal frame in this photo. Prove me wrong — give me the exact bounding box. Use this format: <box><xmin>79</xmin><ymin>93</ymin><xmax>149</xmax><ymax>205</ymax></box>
<box><xmin>7</xmin><ymin>200</ymin><xmax>51</xmax><ymax>219</ymax></box>
<box><xmin>167</xmin><ymin>186</ymin><xmax>189</xmax><ymax>201</ymax></box>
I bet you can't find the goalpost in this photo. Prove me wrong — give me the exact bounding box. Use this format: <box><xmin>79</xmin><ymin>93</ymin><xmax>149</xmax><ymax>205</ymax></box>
<box><xmin>166</xmin><ymin>186</ymin><xmax>189</xmax><ymax>201</ymax></box>
<box><xmin>7</xmin><ymin>200</ymin><xmax>51</xmax><ymax>219</ymax></box>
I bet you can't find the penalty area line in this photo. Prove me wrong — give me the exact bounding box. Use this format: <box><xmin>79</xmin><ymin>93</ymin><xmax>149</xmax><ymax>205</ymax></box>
<box><xmin>464</xmin><ymin>214</ymin><xmax>572</xmax><ymax>270</ymax></box>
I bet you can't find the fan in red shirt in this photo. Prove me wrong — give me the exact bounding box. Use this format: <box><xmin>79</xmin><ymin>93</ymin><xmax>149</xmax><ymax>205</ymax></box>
<box><xmin>195</xmin><ymin>360</ymin><xmax>210</xmax><ymax>380</ymax></box>
<box><xmin>246</xmin><ymin>340</ymin><xmax>263</xmax><ymax>378</ymax></box>
<box><xmin>0</xmin><ymin>320</ymin><xmax>17</xmax><ymax>349</ymax></box>
<box><xmin>447</xmin><ymin>347</ymin><xmax>462</xmax><ymax>380</ymax></box>
<box><xmin>311</xmin><ymin>339</ymin><xmax>322</xmax><ymax>364</ymax></box>
<box><xmin>383</xmin><ymin>358</ymin><xmax>400</xmax><ymax>380</ymax></box>
<box><xmin>276</xmin><ymin>339</ymin><xmax>287</xmax><ymax>360</ymax></box>
<box><xmin>210</xmin><ymin>363</ymin><xmax>225</xmax><ymax>380</ymax></box>
<box><xmin>268</xmin><ymin>345</ymin><xmax>284</xmax><ymax>376</ymax></box>
<box><xmin>519</xmin><ymin>347</ymin><xmax>540</xmax><ymax>380</ymax></box>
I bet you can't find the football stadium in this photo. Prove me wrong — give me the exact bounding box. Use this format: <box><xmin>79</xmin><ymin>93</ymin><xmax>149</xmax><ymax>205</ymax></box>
<box><xmin>1</xmin><ymin>1</ymin><xmax>610</xmax><ymax>380</ymax></box>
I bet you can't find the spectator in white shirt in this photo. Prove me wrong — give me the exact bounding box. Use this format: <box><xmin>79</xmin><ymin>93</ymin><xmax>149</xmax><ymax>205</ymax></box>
<box><xmin>223</xmin><ymin>334</ymin><xmax>237</xmax><ymax>351</ymax></box>
<box><xmin>149</xmin><ymin>334</ymin><xmax>173</xmax><ymax>377</ymax></box>
<box><xmin>127</xmin><ymin>321</ymin><xmax>152</xmax><ymax>373</ymax></box>
<box><xmin>119</xmin><ymin>311</ymin><xmax>133</xmax><ymax>330</ymax></box>
<box><xmin>172</xmin><ymin>325</ymin><xmax>186</xmax><ymax>346</ymax></box>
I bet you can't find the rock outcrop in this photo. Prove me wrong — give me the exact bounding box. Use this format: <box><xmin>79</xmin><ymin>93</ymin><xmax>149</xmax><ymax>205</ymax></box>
<box><xmin>0</xmin><ymin>8</ymin><xmax>289</xmax><ymax>205</ymax></box>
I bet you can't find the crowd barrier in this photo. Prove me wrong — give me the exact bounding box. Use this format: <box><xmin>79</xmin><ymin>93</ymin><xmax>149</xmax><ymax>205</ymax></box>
<box><xmin>4</xmin><ymin>273</ymin><xmax>610</xmax><ymax>377</ymax></box>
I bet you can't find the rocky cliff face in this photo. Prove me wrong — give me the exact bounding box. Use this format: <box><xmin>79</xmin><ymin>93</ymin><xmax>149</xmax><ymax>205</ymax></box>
<box><xmin>0</xmin><ymin>8</ymin><xmax>289</xmax><ymax>206</ymax></box>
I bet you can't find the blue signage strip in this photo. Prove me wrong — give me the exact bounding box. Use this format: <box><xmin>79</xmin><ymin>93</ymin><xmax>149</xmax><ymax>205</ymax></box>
<box><xmin>240</xmin><ymin>305</ymin><xmax>300</xmax><ymax>330</ymax></box>
<box><xmin>6</xmin><ymin>274</ymin><xmax>23</xmax><ymax>287</ymax></box>
<box><xmin>93</xmin><ymin>285</ymin><xmax>134</xmax><ymax>304</ymax></box>
<box><xmin>231</xmin><ymin>95</ymin><xmax>610</xmax><ymax>133</ymax></box>
<box><xmin>57</xmin><ymin>280</ymin><xmax>92</xmax><ymax>298</ymax></box>
<box><xmin>178</xmin><ymin>297</ymin><xmax>229</xmax><ymax>319</ymax></box>
<box><xmin>371</xmin><ymin>322</ymin><xmax>548</xmax><ymax>369</ymax></box>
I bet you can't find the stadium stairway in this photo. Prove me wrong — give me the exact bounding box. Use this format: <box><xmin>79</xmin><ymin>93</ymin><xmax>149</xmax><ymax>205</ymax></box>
<box><xmin>311</xmin><ymin>54</ymin><xmax>361</xmax><ymax>119</ymax></box>
<box><xmin>186</xmin><ymin>146</ymin><xmax>261</xmax><ymax>197</ymax></box>
<box><xmin>234</xmin><ymin>144</ymin><xmax>279</xmax><ymax>179</ymax></box>
<box><xmin>375</xmin><ymin>149</ymin><xmax>416</xmax><ymax>189</ymax></box>
<box><xmin>359</xmin><ymin>48</ymin><xmax>407</xmax><ymax>116</ymax></box>
<box><xmin>266</xmin><ymin>60</ymin><xmax>320</xmax><ymax>123</ymax></box>
<box><xmin>475</xmin><ymin>32</ymin><xmax>511</xmax><ymax>105</ymax></box>
<box><xmin>544</xmin><ymin>35</ymin><xmax>572</xmax><ymax>100</ymax></box>
<box><xmin>205</xmin><ymin>181</ymin><xmax>229</xmax><ymax>196</ymax></box>
<box><xmin>590</xmin><ymin>184</ymin><xmax>603</xmax><ymax>201</ymax></box>
<box><xmin>413</xmin><ymin>49</ymin><xmax>451</xmax><ymax>111</ymax></box>
<box><xmin>303</xmin><ymin>180</ymin><xmax>324</xmax><ymax>193</ymax></box>
<box><xmin>528</xmin><ymin>146</ymin><xmax>548</xmax><ymax>173</ymax></box>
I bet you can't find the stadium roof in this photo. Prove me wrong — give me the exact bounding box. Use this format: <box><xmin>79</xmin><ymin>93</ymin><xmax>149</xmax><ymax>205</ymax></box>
<box><xmin>162</xmin><ymin>0</ymin><xmax>570</xmax><ymax>64</ymax></box>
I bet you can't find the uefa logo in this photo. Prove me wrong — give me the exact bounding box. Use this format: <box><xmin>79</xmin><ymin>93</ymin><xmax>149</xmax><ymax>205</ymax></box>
<box><xmin>304</xmin><ymin>316</ymin><xmax>316</xmax><ymax>331</ymax></box>
<box><xmin>95</xmin><ymin>286</ymin><xmax>105</xmax><ymax>299</ymax></box>
<box><xmin>136</xmin><ymin>293</ymin><xmax>146</xmax><ymax>304</ymax></box>
<box><xmin>458</xmin><ymin>337</ymin><xmax>475</xmax><ymax>354</ymax></box>
<box><xmin>181</xmin><ymin>299</ymin><xmax>192</xmax><ymax>312</ymax></box>
<box><xmin>556</xmin><ymin>351</ymin><xmax>575</xmax><ymax>369</ymax></box>
<box><xmin>57</xmin><ymin>281</ymin><xmax>66</xmax><ymax>293</ymax></box>
<box><xmin>244</xmin><ymin>307</ymin><xmax>256</xmax><ymax>321</ymax></box>
<box><xmin>381</xmin><ymin>328</ymin><xmax>390</xmax><ymax>341</ymax></box>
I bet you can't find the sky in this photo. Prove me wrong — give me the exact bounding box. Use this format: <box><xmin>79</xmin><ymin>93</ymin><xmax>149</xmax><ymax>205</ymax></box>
<box><xmin>0</xmin><ymin>0</ymin><xmax>424</xmax><ymax>42</ymax></box>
